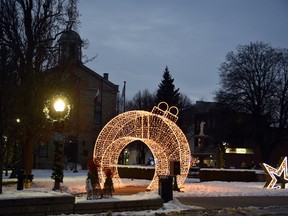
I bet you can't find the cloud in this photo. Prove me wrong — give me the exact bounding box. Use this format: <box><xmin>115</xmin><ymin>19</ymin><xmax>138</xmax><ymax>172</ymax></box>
<box><xmin>78</xmin><ymin>0</ymin><xmax>288</xmax><ymax>102</ymax></box>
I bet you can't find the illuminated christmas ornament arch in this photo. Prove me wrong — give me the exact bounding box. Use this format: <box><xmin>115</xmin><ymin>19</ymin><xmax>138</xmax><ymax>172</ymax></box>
<box><xmin>93</xmin><ymin>102</ymin><xmax>191</xmax><ymax>190</ymax></box>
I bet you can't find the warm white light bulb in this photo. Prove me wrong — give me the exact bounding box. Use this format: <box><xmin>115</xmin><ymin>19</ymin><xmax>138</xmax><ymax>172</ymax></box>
<box><xmin>54</xmin><ymin>99</ymin><xmax>65</xmax><ymax>112</ymax></box>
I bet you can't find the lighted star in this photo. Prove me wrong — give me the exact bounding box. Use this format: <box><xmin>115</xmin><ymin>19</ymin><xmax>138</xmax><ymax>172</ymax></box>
<box><xmin>261</xmin><ymin>156</ymin><xmax>288</xmax><ymax>189</ymax></box>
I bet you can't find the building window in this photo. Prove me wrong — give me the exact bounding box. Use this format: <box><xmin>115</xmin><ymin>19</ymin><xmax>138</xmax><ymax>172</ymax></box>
<box><xmin>38</xmin><ymin>143</ymin><xmax>48</xmax><ymax>158</ymax></box>
<box><xmin>225</xmin><ymin>148</ymin><xmax>254</xmax><ymax>155</ymax></box>
<box><xmin>94</xmin><ymin>101</ymin><xmax>102</xmax><ymax>124</ymax></box>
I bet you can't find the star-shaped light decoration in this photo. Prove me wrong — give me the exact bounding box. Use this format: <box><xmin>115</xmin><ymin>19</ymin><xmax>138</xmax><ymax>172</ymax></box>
<box><xmin>261</xmin><ymin>156</ymin><xmax>288</xmax><ymax>189</ymax></box>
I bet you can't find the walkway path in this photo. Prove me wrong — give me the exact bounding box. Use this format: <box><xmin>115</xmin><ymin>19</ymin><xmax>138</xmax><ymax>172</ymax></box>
<box><xmin>176</xmin><ymin>196</ymin><xmax>288</xmax><ymax>209</ymax></box>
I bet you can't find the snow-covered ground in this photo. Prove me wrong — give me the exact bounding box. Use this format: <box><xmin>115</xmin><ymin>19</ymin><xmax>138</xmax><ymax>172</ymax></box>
<box><xmin>1</xmin><ymin>169</ymin><xmax>288</xmax><ymax>215</ymax></box>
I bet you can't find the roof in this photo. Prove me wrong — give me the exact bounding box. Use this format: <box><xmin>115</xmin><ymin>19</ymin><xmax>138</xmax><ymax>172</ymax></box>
<box><xmin>58</xmin><ymin>30</ymin><xmax>82</xmax><ymax>44</ymax></box>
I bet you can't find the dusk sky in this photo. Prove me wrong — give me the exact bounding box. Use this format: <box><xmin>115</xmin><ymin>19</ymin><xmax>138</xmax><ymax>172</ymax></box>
<box><xmin>77</xmin><ymin>0</ymin><xmax>288</xmax><ymax>102</ymax></box>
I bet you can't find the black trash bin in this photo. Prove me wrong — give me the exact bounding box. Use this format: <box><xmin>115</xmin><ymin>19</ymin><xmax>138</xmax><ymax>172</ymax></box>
<box><xmin>17</xmin><ymin>170</ymin><xmax>24</xmax><ymax>190</ymax></box>
<box><xmin>158</xmin><ymin>175</ymin><xmax>173</xmax><ymax>202</ymax></box>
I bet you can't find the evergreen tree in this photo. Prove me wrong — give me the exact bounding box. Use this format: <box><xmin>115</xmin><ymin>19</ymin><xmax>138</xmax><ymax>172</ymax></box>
<box><xmin>156</xmin><ymin>66</ymin><xmax>180</xmax><ymax>107</ymax></box>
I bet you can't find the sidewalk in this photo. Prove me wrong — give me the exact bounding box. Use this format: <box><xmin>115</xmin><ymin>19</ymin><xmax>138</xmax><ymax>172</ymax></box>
<box><xmin>176</xmin><ymin>196</ymin><xmax>288</xmax><ymax>209</ymax></box>
<box><xmin>175</xmin><ymin>196</ymin><xmax>288</xmax><ymax>215</ymax></box>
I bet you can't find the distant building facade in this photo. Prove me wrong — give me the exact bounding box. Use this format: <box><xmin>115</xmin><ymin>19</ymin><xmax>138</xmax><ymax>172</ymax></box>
<box><xmin>182</xmin><ymin>101</ymin><xmax>288</xmax><ymax>169</ymax></box>
<box><xmin>35</xmin><ymin>30</ymin><xmax>119</xmax><ymax>169</ymax></box>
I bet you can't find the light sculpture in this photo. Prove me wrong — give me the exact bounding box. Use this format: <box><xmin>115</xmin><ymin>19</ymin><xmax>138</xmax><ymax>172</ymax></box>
<box><xmin>261</xmin><ymin>156</ymin><xmax>288</xmax><ymax>189</ymax></box>
<box><xmin>93</xmin><ymin>102</ymin><xmax>191</xmax><ymax>190</ymax></box>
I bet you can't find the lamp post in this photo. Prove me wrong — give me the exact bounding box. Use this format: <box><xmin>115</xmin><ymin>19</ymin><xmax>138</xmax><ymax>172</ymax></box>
<box><xmin>52</xmin><ymin>99</ymin><xmax>65</xmax><ymax>191</ymax></box>
<box><xmin>43</xmin><ymin>95</ymin><xmax>71</xmax><ymax>191</ymax></box>
<box><xmin>73</xmin><ymin>138</ymin><xmax>78</xmax><ymax>173</ymax></box>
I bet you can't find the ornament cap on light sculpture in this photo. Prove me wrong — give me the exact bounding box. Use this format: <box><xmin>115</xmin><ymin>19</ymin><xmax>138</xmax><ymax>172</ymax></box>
<box><xmin>261</xmin><ymin>156</ymin><xmax>288</xmax><ymax>189</ymax></box>
<box><xmin>93</xmin><ymin>102</ymin><xmax>191</xmax><ymax>190</ymax></box>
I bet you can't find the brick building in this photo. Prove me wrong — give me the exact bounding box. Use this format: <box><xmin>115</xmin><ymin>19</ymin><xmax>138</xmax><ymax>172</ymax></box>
<box><xmin>35</xmin><ymin>30</ymin><xmax>119</xmax><ymax>169</ymax></box>
<box><xmin>184</xmin><ymin>101</ymin><xmax>288</xmax><ymax>169</ymax></box>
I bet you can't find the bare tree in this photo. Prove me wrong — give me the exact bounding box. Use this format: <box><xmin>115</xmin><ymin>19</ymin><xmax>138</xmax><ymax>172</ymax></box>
<box><xmin>178</xmin><ymin>94</ymin><xmax>192</xmax><ymax>109</ymax></box>
<box><xmin>215</xmin><ymin>41</ymin><xmax>285</xmax><ymax>161</ymax></box>
<box><xmin>126</xmin><ymin>89</ymin><xmax>156</xmax><ymax>111</ymax></box>
<box><xmin>274</xmin><ymin>48</ymin><xmax>288</xmax><ymax>138</ymax></box>
<box><xmin>0</xmin><ymin>0</ymin><xmax>79</xmax><ymax>181</ymax></box>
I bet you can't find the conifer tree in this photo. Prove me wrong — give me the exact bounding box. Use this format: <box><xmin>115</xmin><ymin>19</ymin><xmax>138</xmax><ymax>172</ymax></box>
<box><xmin>156</xmin><ymin>66</ymin><xmax>180</xmax><ymax>107</ymax></box>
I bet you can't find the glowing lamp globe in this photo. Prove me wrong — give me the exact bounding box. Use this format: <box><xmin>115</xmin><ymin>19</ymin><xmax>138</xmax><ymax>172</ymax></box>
<box><xmin>54</xmin><ymin>99</ymin><xmax>66</xmax><ymax>112</ymax></box>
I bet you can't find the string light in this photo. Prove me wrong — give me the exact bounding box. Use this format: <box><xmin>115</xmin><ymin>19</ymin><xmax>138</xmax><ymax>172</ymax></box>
<box><xmin>261</xmin><ymin>156</ymin><xmax>288</xmax><ymax>189</ymax></box>
<box><xmin>94</xmin><ymin>102</ymin><xmax>191</xmax><ymax>190</ymax></box>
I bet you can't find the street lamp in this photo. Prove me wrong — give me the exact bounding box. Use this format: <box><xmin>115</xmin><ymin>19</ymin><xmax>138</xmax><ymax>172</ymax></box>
<box><xmin>43</xmin><ymin>95</ymin><xmax>71</xmax><ymax>191</ymax></box>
